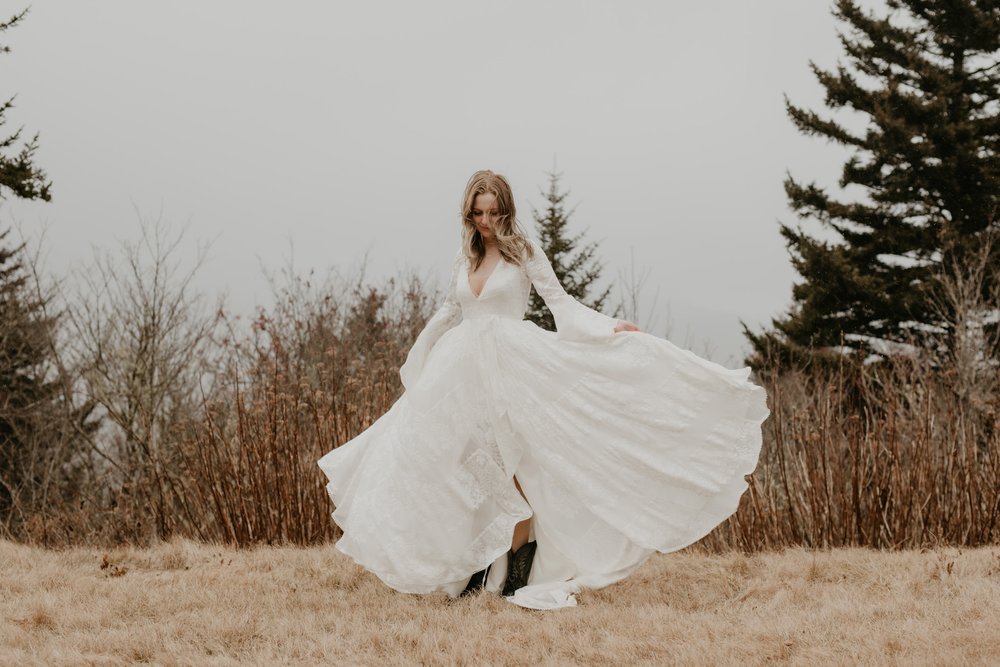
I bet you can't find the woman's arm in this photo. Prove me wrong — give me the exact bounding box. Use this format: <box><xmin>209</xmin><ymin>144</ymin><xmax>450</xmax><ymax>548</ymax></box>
<box><xmin>523</xmin><ymin>237</ymin><xmax>637</xmax><ymax>341</ymax></box>
<box><xmin>399</xmin><ymin>247</ymin><xmax>464</xmax><ymax>390</ymax></box>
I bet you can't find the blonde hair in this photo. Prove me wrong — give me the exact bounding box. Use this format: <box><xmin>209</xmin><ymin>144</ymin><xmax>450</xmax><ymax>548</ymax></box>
<box><xmin>460</xmin><ymin>169</ymin><xmax>534</xmax><ymax>269</ymax></box>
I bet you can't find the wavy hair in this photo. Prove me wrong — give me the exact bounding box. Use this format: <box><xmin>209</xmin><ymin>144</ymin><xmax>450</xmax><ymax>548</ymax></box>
<box><xmin>459</xmin><ymin>169</ymin><xmax>534</xmax><ymax>269</ymax></box>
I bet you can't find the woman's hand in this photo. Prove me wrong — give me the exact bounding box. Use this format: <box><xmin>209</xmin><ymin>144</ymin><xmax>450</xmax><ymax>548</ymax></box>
<box><xmin>614</xmin><ymin>320</ymin><xmax>640</xmax><ymax>333</ymax></box>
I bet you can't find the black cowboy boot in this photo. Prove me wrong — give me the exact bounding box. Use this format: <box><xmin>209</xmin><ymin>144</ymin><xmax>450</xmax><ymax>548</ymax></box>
<box><xmin>460</xmin><ymin>564</ymin><xmax>491</xmax><ymax>597</ymax></box>
<box><xmin>501</xmin><ymin>540</ymin><xmax>537</xmax><ymax>597</ymax></box>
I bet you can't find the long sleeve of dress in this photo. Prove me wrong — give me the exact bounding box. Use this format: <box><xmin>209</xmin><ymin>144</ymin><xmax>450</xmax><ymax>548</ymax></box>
<box><xmin>523</xmin><ymin>237</ymin><xmax>621</xmax><ymax>342</ymax></box>
<box><xmin>399</xmin><ymin>247</ymin><xmax>464</xmax><ymax>391</ymax></box>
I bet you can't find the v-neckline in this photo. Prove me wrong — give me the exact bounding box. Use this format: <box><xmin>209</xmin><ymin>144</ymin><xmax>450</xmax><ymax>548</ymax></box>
<box><xmin>467</xmin><ymin>254</ymin><xmax>504</xmax><ymax>300</ymax></box>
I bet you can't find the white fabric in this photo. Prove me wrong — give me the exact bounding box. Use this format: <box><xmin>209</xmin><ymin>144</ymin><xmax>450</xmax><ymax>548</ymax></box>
<box><xmin>317</xmin><ymin>237</ymin><xmax>770</xmax><ymax>610</ymax></box>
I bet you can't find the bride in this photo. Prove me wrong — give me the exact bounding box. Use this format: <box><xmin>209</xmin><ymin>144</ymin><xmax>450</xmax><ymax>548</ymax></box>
<box><xmin>317</xmin><ymin>169</ymin><xmax>770</xmax><ymax>610</ymax></box>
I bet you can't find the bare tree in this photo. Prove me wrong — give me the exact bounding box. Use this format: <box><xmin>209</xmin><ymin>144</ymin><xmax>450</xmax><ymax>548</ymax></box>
<box><xmin>924</xmin><ymin>220</ymin><xmax>1000</xmax><ymax>416</ymax></box>
<box><xmin>65</xmin><ymin>213</ymin><xmax>221</xmax><ymax>539</ymax></box>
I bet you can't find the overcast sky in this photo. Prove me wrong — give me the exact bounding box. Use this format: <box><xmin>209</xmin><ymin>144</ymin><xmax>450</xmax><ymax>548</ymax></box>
<box><xmin>2</xmin><ymin>1</ymin><xmax>874</xmax><ymax>366</ymax></box>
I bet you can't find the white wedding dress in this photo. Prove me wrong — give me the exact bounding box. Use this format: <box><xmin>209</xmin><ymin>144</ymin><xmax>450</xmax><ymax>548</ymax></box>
<box><xmin>317</xmin><ymin>237</ymin><xmax>770</xmax><ymax>610</ymax></box>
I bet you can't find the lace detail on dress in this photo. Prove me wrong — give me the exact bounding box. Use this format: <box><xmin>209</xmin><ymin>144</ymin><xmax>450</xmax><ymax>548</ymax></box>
<box><xmin>454</xmin><ymin>448</ymin><xmax>530</xmax><ymax>512</ymax></box>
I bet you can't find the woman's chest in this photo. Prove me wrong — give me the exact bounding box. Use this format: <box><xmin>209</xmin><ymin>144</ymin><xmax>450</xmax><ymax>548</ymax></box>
<box><xmin>462</xmin><ymin>256</ymin><xmax>528</xmax><ymax>306</ymax></box>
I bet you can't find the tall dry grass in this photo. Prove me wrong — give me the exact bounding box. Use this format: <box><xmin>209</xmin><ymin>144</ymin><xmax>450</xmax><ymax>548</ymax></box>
<box><xmin>3</xmin><ymin>239</ymin><xmax>441</xmax><ymax>549</ymax></box>
<box><xmin>165</xmin><ymin>279</ymin><xmax>999</xmax><ymax>552</ymax></box>
<box><xmin>701</xmin><ymin>357</ymin><xmax>999</xmax><ymax>553</ymax></box>
<box><xmin>4</xmin><ymin>227</ymin><xmax>998</xmax><ymax>554</ymax></box>
<box><xmin>168</xmin><ymin>263</ymin><xmax>438</xmax><ymax>546</ymax></box>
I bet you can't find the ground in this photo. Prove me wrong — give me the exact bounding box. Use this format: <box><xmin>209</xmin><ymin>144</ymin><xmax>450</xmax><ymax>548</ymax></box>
<box><xmin>2</xmin><ymin>538</ymin><xmax>998</xmax><ymax>665</ymax></box>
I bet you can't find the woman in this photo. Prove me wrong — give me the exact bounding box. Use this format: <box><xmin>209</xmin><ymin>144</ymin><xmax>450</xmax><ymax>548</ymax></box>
<box><xmin>317</xmin><ymin>169</ymin><xmax>770</xmax><ymax>610</ymax></box>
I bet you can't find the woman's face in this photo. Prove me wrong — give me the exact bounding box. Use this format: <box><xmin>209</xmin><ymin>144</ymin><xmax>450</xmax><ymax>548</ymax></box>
<box><xmin>471</xmin><ymin>192</ymin><xmax>499</xmax><ymax>241</ymax></box>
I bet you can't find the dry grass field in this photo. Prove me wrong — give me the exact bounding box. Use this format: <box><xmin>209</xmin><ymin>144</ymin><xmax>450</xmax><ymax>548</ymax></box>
<box><xmin>1</xmin><ymin>537</ymin><xmax>998</xmax><ymax>666</ymax></box>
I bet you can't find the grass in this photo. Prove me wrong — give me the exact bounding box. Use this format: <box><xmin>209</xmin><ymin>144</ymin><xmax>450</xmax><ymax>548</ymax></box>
<box><xmin>2</xmin><ymin>537</ymin><xmax>998</xmax><ymax>666</ymax></box>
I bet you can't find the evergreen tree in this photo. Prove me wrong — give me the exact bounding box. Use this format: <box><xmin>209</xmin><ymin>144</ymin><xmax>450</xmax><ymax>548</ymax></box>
<box><xmin>525</xmin><ymin>169</ymin><xmax>617</xmax><ymax>331</ymax></box>
<box><xmin>0</xmin><ymin>7</ymin><xmax>79</xmax><ymax>529</ymax></box>
<box><xmin>742</xmin><ymin>0</ymin><xmax>1000</xmax><ymax>370</ymax></box>
<box><xmin>0</xmin><ymin>229</ymin><xmax>59</xmax><ymax>516</ymax></box>
<box><xmin>0</xmin><ymin>8</ymin><xmax>50</xmax><ymax>203</ymax></box>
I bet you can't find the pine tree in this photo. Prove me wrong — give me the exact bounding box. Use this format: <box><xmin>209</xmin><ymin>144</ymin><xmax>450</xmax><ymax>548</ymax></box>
<box><xmin>525</xmin><ymin>169</ymin><xmax>617</xmax><ymax>331</ymax></box>
<box><xmin>0</xmin><ymin>229</ymin><xmax>59</xmax><ymax>514</ymax></box>
<box><xmin>0</xmin><ymin>7</ymin><xmax>77</xmax><ymax>529</ymax></box>
<box><xmin>0</xmin><ymin>9</ymin><xmax>51</xmax><ymax>203</ymax></box>
<box><xmin>742</xmin><ymin>0</ymin><xmax>1000</xmax><ymax>371</ymax></box>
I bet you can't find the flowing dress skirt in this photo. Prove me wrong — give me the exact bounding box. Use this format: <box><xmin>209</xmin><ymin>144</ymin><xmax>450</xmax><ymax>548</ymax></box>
<box><xmin>318</xmin><ymin>315</ymin><xmax>770</xmax><ymax>609</ymax></box>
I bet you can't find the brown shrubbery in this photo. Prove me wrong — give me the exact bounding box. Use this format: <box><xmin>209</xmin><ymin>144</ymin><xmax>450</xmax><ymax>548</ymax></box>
<box><xmin>701</xmin><ymin>358</ymin><xmax>999</xmax><ymax>553</ymax></box>
<box><xmin>2</xmin><ymin>221</ymin><xmax>998</xmax><ymax>552</ymax></box>
<box><xmin>172</xmin><ymin>261</ymin><xmax>434</xmax><ymax>546</ymax></box>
